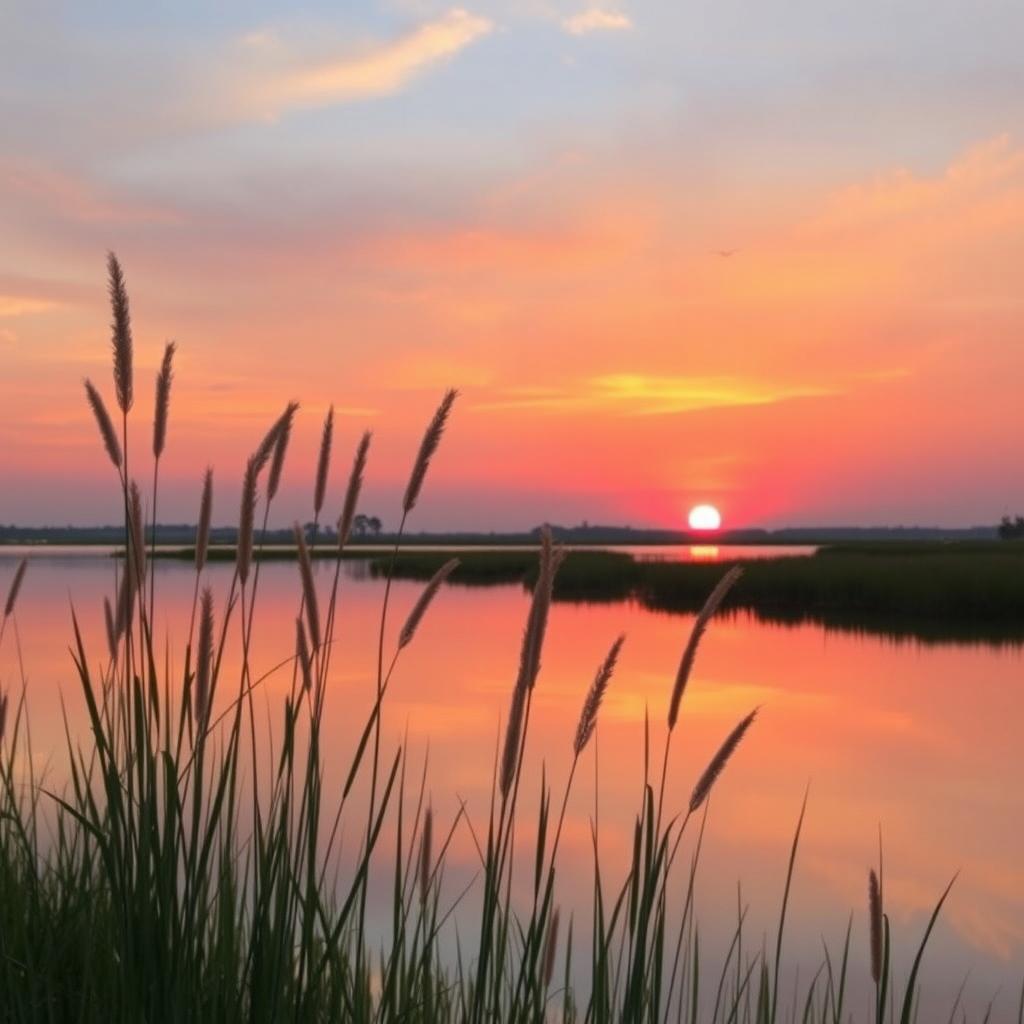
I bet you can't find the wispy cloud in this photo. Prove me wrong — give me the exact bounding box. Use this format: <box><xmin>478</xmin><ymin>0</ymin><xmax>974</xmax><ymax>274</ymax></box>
<box><xmin>478</xmin><ymin>374</ymin><xmax>833</xmax><ymax>415</ymax></box>
<box><xmin>562</xmin><ymin>7</ymin><xmax>633</xmax><ymax>35</ymax></box>
<box><xmin>0</xmin><ymin>295</ymin><xmax>58</xmax><ymax>317</ymax></box>
<box><xmin>247</xmin><ymin>9</ymin><xmax>494</xmax><ymax>117</ymax></box>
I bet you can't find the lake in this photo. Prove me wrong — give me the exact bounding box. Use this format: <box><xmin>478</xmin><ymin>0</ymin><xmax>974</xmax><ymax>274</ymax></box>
<box><xmin>1</xmin><ymin>548</ymin><xmax>1021</xmax><ymax>1020</ymax></box>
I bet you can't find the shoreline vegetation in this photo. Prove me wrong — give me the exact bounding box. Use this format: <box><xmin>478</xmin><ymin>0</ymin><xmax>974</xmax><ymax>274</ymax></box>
<box><xmin>142</xmin><ymin>542</ymin><xmax>1024</xmax><ymax>644</ymax></box>
<box><xmin>1</xmin><ymin>255</ymin><xmax>1013</xmax><ymax>1021</ymax></box>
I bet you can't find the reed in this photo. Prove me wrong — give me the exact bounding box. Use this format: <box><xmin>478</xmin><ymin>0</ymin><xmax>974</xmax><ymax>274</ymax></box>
<box><xmin>338</xmin><ymin>431</ymin><xmax>371</xmax><ymax>547</ymax></box>
<box><xmin>403</xmin><ymin>388</ymin><xmax>457</xmax><ymax>514</ymax></box>
<box><xmin>267</xmin><ymin>402</ymin><xmax>298</xmax><ymax>501</ymax></box>
<box><xmin>668</xmin><ymin>564</ymin><xmax>743</xmax><ymax>731</ymax></box>
<box><xmin>195</xmin><ymin>468</ymin><xmax>213</xmax><ymax>573</ymax></box>
<box><xmin>107</xmin><ymin>251</ymin><xmax>133</xmax><ymax>414</ymax></box>
<box><xmin>688</xmin><ymin>708</ymin><xmax>758</xmax><ymax>813</ymax></box>
<box><xmin>293</xmin><ymin>520</ymin><xmax>321</xmax><ymax>650</ymax></box>
<box><xmin>84</xmin><ymin>378</ymin><xmax>123</xmax><ymax>470</ymax></box>
<box><xmin>194</xmin><ymin>587</ymin><xmax>214</xmax><ymax>729</ymax></box>
<box><xmin>869</xmin><ymin>868</ymin><xmax>882</xmax><ymax>986</ymax></box>
<box><xmin>574</xmin><ymin>633</ymin><xmax>624</xmax><ymax>757</ymax></box>
<box><xmin>314</xmin><ymin>405</ymin><xmax>333</xmax><ymax>518</ymax></box>
<box><xmin>295</xmin><ymin>617</ymin><xmax>314</xmax><ymax>692</ymax></box>
<box><xmin>237</xmin><ymin>456</ymin><xmax>258</xmax><ymax>585</ymax></box>
<box><xmin>0</xmin><ymin>258</ymin><xmax>985</xmax><ymax>1023</ymax></box>
<box><xmin>153</xmin><ymin>341</ymin><xmax>175</xmax><ymax>460</ymax></box>
<box><xmin>398</xmin><ymin>557</ymin><xmax>459</xmax><ymax>650</ymax></box>
<box><xmin>2</xmin><ymin>558</ymin><xmax>26</xmax><ymax>621</ymax></box>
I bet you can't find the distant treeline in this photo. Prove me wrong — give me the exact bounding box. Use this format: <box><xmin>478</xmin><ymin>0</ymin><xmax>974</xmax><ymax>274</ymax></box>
<box><xmin>0</xmin><ymin>521</ymin><xmax>1002</xmax><ymax>546</ymax></box>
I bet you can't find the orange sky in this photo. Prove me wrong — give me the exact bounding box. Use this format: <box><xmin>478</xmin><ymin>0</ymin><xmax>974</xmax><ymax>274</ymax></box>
<box><xmin>2</xmin><ymin>5</ymin><xmax>1023</xmax><ymax>530</ymax></box>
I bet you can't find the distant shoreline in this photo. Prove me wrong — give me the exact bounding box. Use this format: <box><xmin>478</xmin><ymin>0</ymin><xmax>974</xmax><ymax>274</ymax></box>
<box><xmin>0</xmin><ymin>523</ymin><xmax>1002</xmax><ymax>547</ymax></box>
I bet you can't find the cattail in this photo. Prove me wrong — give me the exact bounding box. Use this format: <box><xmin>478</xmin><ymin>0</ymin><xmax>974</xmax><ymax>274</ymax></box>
<box><xmin>0</xmin><ymin>690</ymin><xmax>8</xmax><ymax>744</ymax></box>
<box><xmin>403</xmin><ymin>389</ymin><xmax>457</xmax><ymax>514</ymax></box>
<box><xmin>868</xmin><ymin>869</ymin><xmax>883</xmax><ymax>985</ymax></box>
<box><xmin>153</xmin><ymin>340</ymin><xmax>175</xmax><ymax>459</ymax></box>
<box><xmin>419</xmin><ymin>805</ymin><xmax>433</xmax><ymax>904</ymax></box>
<box><xmin>254</xmin><ymin>401</ymin><xmax>299</xmax><ymax>476</ymax></box>
<box><xmin>195</xmin><ymin>468</ymin><xmax>213</xmax><ymax>573</ymax></box>
<box><xmin>103</xmin><ymin>596</ymin><xmax>117</xmax><ymax>662</ymax></box>
<box><xmin>4</xmin><ymin>558</ymin><xmax>27</xmax><ymax>619</ymax></box>
<box><xmin>114</xmin><ymin>563</ymin><xmax>135</xmax><ymax>641</ymax></box>
<box><xmin>129</xmin><ymin>480</ymin><xmax>146</xmax><ymax>584</ymax></box>
<box><xmin>573</xmin><ymin>634</ymin><xmax>624</xmax><ymax>756</ymax></box>
<box><xmin>295</xmin><ymin>618</ymin><xmax>314</xmax><ymax>692</ymax></box>
<box><xmin>338</xmin><ymin>431</ymin><xmax>371</xmax><ymax>547</ymax></box>
<box><xmin>107</xmin><ymin>252</ymin><xmax>133</xmax><ymax>414</ymax></box>
<box><xmin>667</xmin><ymin>565</ymin><xmax>743</xmax><ymax>730</ymax></box>
<box><xmin>314</xmin><ymin>405</ymin><xmax>333</xmax><ymax>518</ymax></box>
<box><xmin>267</xmin><ymin>402</ymin><xmax>298</xmax><ymax>501</ymax></box>
<box><xmin>195</xmin><ymin>587</ymin><xmax>214</xmax><ymax>730</ymax></box>
<box><xmin>84</xmin><ymin>379</ymin><xmax>123</xmax><ymax>469</ymax></box>
<box><xmin>688</xmin><ymin>708</ymin><xmax>757</xmax><ymax>814</ymax></box>
<box><xmin>237</xmin><ymin>456</ymin><xmax>258</xmax><ymax>585</ymax></box>
<box><xmin>499</xmin><ymin>527</ymin><xmax>563</xmax><ymax>798</ymax></box>
<box><xmin>399</xmin><ymin>558</ymin><xmax>459</xmax><ymax>649</ymax></box>
<box><xmin>542</xmin><ymin>909</ymin><xmax>561</xmax><ymax>990</ymax></box>
<box><xmin>293</xmin><ymin>522</ymin><xmax>320</xmax><ymax>649</ymax></box>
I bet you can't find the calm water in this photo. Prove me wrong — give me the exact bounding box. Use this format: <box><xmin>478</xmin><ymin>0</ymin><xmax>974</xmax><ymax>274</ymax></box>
<box><xmin>1</xmin><ymin>552</ymin><xmax>1021</xmax><ymax>1019</ymax></box>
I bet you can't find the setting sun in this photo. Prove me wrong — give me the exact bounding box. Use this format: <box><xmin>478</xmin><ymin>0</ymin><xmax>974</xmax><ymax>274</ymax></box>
<box><xmin>688</xmin><ymin>504</ymin><xmax>722</xmax><ymax>531</ymax></box>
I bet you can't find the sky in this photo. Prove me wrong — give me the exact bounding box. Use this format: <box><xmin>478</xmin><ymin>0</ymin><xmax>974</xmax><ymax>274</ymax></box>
<box><xmin>2</xmin><ymin>0</ymin><xmax>1023</xmax><ymax>531</ymax></box>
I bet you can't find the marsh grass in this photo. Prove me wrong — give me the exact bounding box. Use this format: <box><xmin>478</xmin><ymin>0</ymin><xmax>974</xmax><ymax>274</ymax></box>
<box><xmin>0</xmin><ymin>257</ymin><xmax>1000</xmax><ymax>1022</ymax></box>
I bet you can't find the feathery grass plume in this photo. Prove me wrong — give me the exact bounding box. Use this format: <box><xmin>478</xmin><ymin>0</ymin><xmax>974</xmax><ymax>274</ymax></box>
<box><xmin>0</xmin><ymin>690</ymin><xmax>7</xmax><ymax>744</ymax></box>
<box><xmin>521</xmin><ymin>526</ymin><xmax>563</xmax><ymax>693</ymax></box>
<box><xmin>267</xmin><ymin>402</ymin><xmax>298</xmax><ymax>501</ymax></box>
<box><xmin>688</xmin><ymin>708</ymin><xmax>758</xmax><ymax>814</ymax></box>
<box><xmin>195</xmin><ymin>468</ymin><xmax>213</xmax><ymax>573</ymax></box>
<box><xmin>237</xmin><ymin>457</ymin><xmax>258</xmax><ymax>585</ymax></box>
<box><xmin>195</xmin><ymin>587</ymin><xmax>214</xmax><ymax>729</ymax></box>
<box><xmin>868</xmin><ymin>868</ymin><xmax>883</xmax><ymax>984</ymax></box>
<box><xmin>107</xmin><ymin>252</ymin><xmax>133</xmax><ymax>414</ymax></box>
<box><xmin>153</xmin><ymin>340</ymin><xmax>175</xmax><ymax>459</ymax></box>
<box><xmin>667</xmin><ymin>565</ymin><xmax>743</xmax><ymax>730</ymax></box>
<box><xmin>293</xmin><ymin>522</ymin><xmax>320</xmax><ymax>649</ymax></box>
<box><xmin>573</xmin><ymin>633</ymin><xmax>625</xmax><ymax>756</ymax></box>
<box><xmin>103</xmin><ymin>596</ymin><xmax>117</xmax><ymax>663</ymax></box>
<box><xmin>254</xmin><ymin>401</ymin><xmax>299</xmax><ymax>477</ymax></box>
<box><xmin>84</xmin><ymin>379</ymin><xmax>123</xmax><ymax>469</ymax></box>
<box><xmin>419</xmin><ymin>805</ymin><xmax>433</xmax><ymax>905</ymax></box>
<box><xmin>399</xmin><ymin>558</ymin><xmax>459</xmax><ymax>649</ymax></box>
<box><xmin>403</xmin><ymin>388</ymin><xmax>457</xmax><ymax>514</ymax></box>
<box><xmin>338</xmin><ymin>431</ymin><xmax>371</xmax><ymax>547</ymax></box>
<box><xmin>500</xmin><ymin>681</ymin><xmax>528</xmax><ymax>800</ymax></box>
<box><xmin>500</xmin><ymin>527</ymin><xmax>562</xmax><ymax>797</ymax></box>
<box><xmin>314</xmin><ymin>405</ymin><xmax>333</xmax><ymax>517</ymax></box>
<box><xmin>542</xmin><ymin>909</ymin><xmax>561</xmax><ymax>989</ymax></box>
<box><xmin>129</xmin><ymin>480</ymin><xmax>146</xmax><ymax>583</ymax></box>
<box><xmin>295</xmin><ymin>618</ymin><xmax>314</xmax><ymax>692</ymax></box>
<box><xmin>114</xmin><ymin>563</ymin><xmax>136</xmax><ymax>641</ymax></box>
<box><xmin>4</xmin><ymin>558</ymin><xmax>27</xmax><ymax>619</ymax></box>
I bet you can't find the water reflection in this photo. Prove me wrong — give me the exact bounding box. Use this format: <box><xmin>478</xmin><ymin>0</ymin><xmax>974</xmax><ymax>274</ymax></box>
<box><xmin>1</xmin><ymin>555</ymin><xmax>1021</xmax><ymax>1019</ymax></box>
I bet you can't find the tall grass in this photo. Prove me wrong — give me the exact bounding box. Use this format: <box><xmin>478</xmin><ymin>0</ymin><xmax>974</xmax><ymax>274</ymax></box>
<box><xmin>0</xmin><ymin>256</ymin><xmax>994</xmax><ymax>1022</ymax></box>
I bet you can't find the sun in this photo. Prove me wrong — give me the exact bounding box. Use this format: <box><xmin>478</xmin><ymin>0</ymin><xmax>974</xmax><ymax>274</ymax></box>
<box><xmin>688</xmin><ymin>504</ymin><xmax>722</xmax><ymax>531</ymax></box>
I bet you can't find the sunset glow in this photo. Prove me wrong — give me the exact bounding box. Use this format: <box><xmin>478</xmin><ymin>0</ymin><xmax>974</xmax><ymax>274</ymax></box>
<box><xmin>1</xmin><ymin>5</ymin><xmax>1022</xmax><ymax>532</ymax></box>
